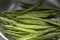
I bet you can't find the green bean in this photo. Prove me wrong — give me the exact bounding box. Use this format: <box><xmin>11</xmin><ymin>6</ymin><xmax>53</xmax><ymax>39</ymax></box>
<box><xmin>4</xmin><ymin>11</ymin><xmax>21</xmax><ymax>17</ymax></box>
<box><xmin>6</xmin><ymin>10</ymin><xmax>56</xmax><ymax>14</ymax></box>
<box><xmin>4</xmin><ymin>30</ymin><xmax>25</xmax><ymax>34</ymax></box>
<box><xmin>34</xmin><ymin>18</ymin><xmax>60</xmax><ymax>27</ymax></box>
<box><xmin>6</xmin><ymin>14</ymin><xmax>50</xmax><ymax>26</ymax></box>
<box><xmin>2</xmin><ymin>24</ymin><xmax>37</xmax><ymax>33</ymax></box>
<box><xmin>36</xmin><ymin>18</ymin><xmax>60</xmax><ymax>27</ymax></box>
<box><xmin>39</xmin><ymin>32</ymin><xmax>60</xmax><ymax>39</ymax></box>
<box><xmin>4</xmin><ymin>30</ymin><xmax>30</xmax><ymax>40</ymax></box>
<box><xmin>21</xmin><ymin>2</ymin><xmax>60</xmax><ymax>11</ymax></box>
<box><xmin>20</xmin><ymin>0</ymin><xmax>44</xmax><ymax>14</ymax></box>
<box><xmin>38</xmin><ymin>18</ymin><xmax>60</xmax><ymax>27</ymax></box>
<box><xmin>17</xmin><ymin>17</ymin><xmax>60</xmax><ymax>27</ymax></box>
<box><xmin>4</xmin><ymin>31</ymin><xmax>23</xmax><ymax>37</ymax></box>
<box><xmin>16</xmin><ymin>10</ymin><xmax>57</xmax><ymax>18</ymax></box>
<box><xmin>0</xmin><ymin>17</ymin><xmax>17</xmax><ymax>24</ymax></box>
<box><xmin>17</xmin><ymin>19</ymin><xmax>50</xmax><ymax>26</ymax></box>
<box><xmin>3</xmin><ymin>22</ymin><xmax>53</xmax><ymax>29</ymax></box>
<box><xmin>28</xmin><ymin>6</ymin><xmax>59</xmax><ymax>10</ymax></box>
<box><xmin>0</xmin><ymin>17</ymin><xmax>53</xmax><ymax>29</ymax></box>
<box><xmin>17</xmin><ymin>16</ymin><xmax>57</xmax><ymax>24</ymax></box>
<box><xmin>17</xmin><ymin>28</ymin><xmax>57</xmax><ymax>40</ymax></box>
<box><xmin>16</xmin><ymin>24</ymin><xmax>53</xmax><ymax>29</ymax></box>
<box><xmin>5</xmin><ymin>9</ymin><xmax>57</xmax><ymax>18</ymax></box>
<box><xmin>23</xmin><ymin>6</ymin><xmax>60</xmax><ymax>11</ymax></box>
<box><xmin>54</xmin><ymin>29</ymin><xmax>60</xmax><ymax>32</ymax></box>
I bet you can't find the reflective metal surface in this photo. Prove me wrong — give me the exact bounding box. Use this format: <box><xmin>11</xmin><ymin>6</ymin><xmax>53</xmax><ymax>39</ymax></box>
<box><xmin>0</xmin><ymin>0</ymin><xmax>60</xmax><ymax>40</ymax></box>
<box><xmin>0</xmin><ymin>0</ymin><xmax>60</xmax><ymax>11</ymax></box>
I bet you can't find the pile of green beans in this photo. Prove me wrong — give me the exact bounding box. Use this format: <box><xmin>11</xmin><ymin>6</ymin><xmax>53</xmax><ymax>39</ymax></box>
<box><xmin>0</xmin><ymin>0</ymin><xmax>60</xmax><ymax>40</ymax></box>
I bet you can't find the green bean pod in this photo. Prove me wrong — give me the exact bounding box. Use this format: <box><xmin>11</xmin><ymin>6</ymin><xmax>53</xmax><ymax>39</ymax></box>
<box><xmin>0</xmin><ymin>17</ymin><xmax>53</xmax><ymax>29</ymax></box>
<box><xmin>20</xmin><ymin>0</ymin><xmax>44</xmax><ymax>14</ymax></box>
<box><xmin>2</xmin><ymin>24</ymin><xmax>37</xmax><ymax>33</ymax></box>
<box><xmin>5</xmin><ymin>10</ymin><xmax>57</xmax><ymax>18</ymax></box>
<box><xmin>38</xmin><ymin>18</ymin><xmax>60</xmax><ymax>27</ymax></box>
<box><xmin>40</xmin><ymin>32</ymin><xmax>60</xmax><ymax>39</ymax></box>
<box><xmin>6</xmin><ymin>15</ymin><xmax>50</xmax><ymax>26</ymax></box>
<box><xmin>21</xmin><ymin>2</ymin><xmax>60</xmax><ymax>11</ymax></box>
<box><xmin>17</xmin><ymin>28</ymin><xmax>57</xmax><ymax>40</ymax></box>
<box><xmin>4</xmin><ymin>30</ymin><xmax>26</xmax><ymax>34</ymax></box>
<box><xmin>4</xmin><ymin>31</ymin><xmax>23</xmax><ymax>37</ymax></box>
<box><xmin>17</xmin><ymin>17</ymin><xmax>60</xmax><ymax>27</ymax></box>
<box><xmin>17</xmin><ymin>19</ymin><xmax>50</xmax><ymax>26</ymax></box>
<box><xmin>16</xmin><ymin>10</ymin><xmax>57</xmax><ymax>18</ymax></box>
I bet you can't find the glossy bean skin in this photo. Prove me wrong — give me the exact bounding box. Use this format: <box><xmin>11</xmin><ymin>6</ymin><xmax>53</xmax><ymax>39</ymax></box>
<box><xmin>4</xmin><ymin>10</ymin><xmax>57</xmax><ymax>18</ymax></box>
<box><xmin>0</xmin><ymin>17</ymin><xmax>52</xmax><ymax>29</ymax></box>
<box><xmin>17</xmin><ymin>28</ymin><xmax>57</xmax><ymax>40</ymax></box>
<box><xmin>20</xmin><ymin>0</ymin><xmax>44</xmax><ymax>14</ymax></box>
<box><xmin>0</xmin><ymin>0</ymin><xmax>60</xmax><ymax>40</ymax></box>
<box><xmin>34</xmin><ymin>32</ymin><xmax>60</xmax><ymax>40</ymax></box>
<box><xmin>21</xmin><ymin>2</ymin><xmax>60</xmax><ymax>11</ymax></box>
<box><xmin>2</xmin><ymin>24</ymin><xmax>37</xmax><ymax>33</ymax></box>
<box><xmin>17</xmin><ymin>17</ymin><xmax>60</xmax><ymax>27</ymax></box>
<box><xmin>16</xmin><ymin>10</ymin><xmax>56</xmax><ymax>18</ymax></box>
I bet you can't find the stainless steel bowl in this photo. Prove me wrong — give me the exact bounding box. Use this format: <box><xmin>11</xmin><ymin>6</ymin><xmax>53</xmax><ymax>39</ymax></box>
<box><xmin>0</xmin><ymin>0</ymin><xmax>60</xmax><ymax>11</ymax></box>
<box><xmin>0</xmin><ymin>0</ymin><xmax>60</xmax><ymax>40</ymax></box>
